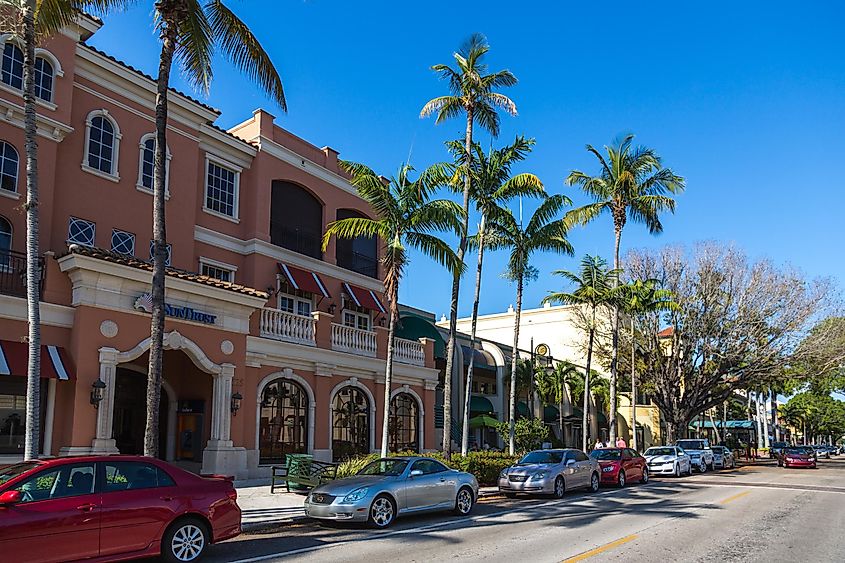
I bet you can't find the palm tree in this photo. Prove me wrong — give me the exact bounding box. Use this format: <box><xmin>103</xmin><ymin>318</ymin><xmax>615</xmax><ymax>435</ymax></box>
<box><xmin>323</xmin><ymin>161</ymin><xmax>464</xmax><ymax>457</ymax></box>
<box><xmin>566</xmin><ymin>135</ymin><xmax>684</xmax><ymax>443</ymax></box>
<box><xmin>448</xmin><ymin>136</ymin><xmax>545</xmax><ymax>455</ymax></box>
<box><xmin>0</xmin><ymin>0</ymin><xmax>123</xmax><ymax>460</ymax></box>
<box><xmin>420</xmin><ymin>33</ymin><xmax>516</xmax><ymax>457</ymax></box>
<box><xmin>485</xmin><ymin>195</ymin><xmax>573</xmax><ymax>454</ymax></box>
<box><xmin>136</xmin><ymin>0</ymin><xmax>286</xmax><ymax>457</ymax></box>
<box><xmin>620</xmin><ymin>278</ymin><xmax>677</xmax><ymax>450</ymax></box>
<box><xmin>535</xmin><ymin>361</ymin><xmax>579</xmax><ymax>446</ymax></box>
<box><xmin>543</xmin><ymin>255</ymin><xmax>622</xmax><ymax>451</ymax></box>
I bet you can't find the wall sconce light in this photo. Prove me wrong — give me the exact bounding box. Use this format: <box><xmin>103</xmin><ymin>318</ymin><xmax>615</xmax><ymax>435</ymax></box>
<box><xmin>328</xmin><ymin>303</ymin><xmax>337</xmax><ymax>314</ymax></box>
<box><xmin>90</xmin><ymin>378</ymin><xmax>106</xmax><ymax>408</ymax></box>
<box><xmin>379</xmin><ymin>317</ymin><xmax>386</xmax><ymax>327</ymax></box>
<box><xmin>231</xmin><ymin>392</ymin><xmax>243</xmax><ymax>415</ymax></box>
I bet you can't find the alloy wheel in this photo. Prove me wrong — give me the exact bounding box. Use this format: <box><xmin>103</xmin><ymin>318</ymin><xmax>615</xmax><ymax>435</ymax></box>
<box><xmin>590</xmin><ymin>472</ymin><xmax>600</xmax><ymax>492</ymax></box>
<box><xmin>554</xmin><ymin>477</ymin><xmax>565</xmax><ymax>498</ymax></box>
<box><xmin>618</xmin><ymin>470</ymin><xmax>626</xmax><ymax>488</ymax></box>
<box><xmin>370</xmin><ymin>496</ymin><xmax>395</xmax><ymax>528</ymax></box>
<box><xmin>674</xmin><ymin>463</ymin><xmax>680</xmax><ymax>478</ymax></box>
<box><xmin>456</xmin><ymin>488</ymin><xmax>473</xmax><ymax>514</ymax></box>
<box><xmin>170</xmin><ymin>524</ymin><xmax>205</xmax><ymax>562</ymax></box>
<box><xmin>641</xmin><ymin>468</ymin><xmax>649</xmax><ymax>484</ymax></box>
<box><xmin>700</xmin><ymin>462</ymin><xmax>707</xmax><ymax>473</ymax></box>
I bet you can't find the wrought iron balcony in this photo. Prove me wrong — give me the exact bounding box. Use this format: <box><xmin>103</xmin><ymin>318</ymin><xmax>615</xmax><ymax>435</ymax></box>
<box><xmin>0</xmin><ymin>249</ymin><xmax>44</xmax><ymax>299</ymax></box>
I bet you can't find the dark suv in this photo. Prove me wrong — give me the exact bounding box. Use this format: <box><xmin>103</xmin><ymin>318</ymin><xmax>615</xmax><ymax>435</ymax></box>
<box><xmin>770</xmin><ymin>441</ymin><xmax>788</xmax><ymax>459</ymax></box>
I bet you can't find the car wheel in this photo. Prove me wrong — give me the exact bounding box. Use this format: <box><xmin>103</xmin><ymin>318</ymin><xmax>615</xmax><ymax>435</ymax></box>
<box><xmin>553</xmin><ymin>476</ymin><xmax>566</xmax><ymax>499</ymax></box>
<box><xmin>617</xmin><ymin>470</ymin><xmax>626</xmax><ymax>488</ymax></box>
<box><xmin>699</xmin><ymin>461</ymin><xmax>707</xmax><ymax>473</ymax></box>
<box><xmin>674</xmin><ymin>463</ymin><xmax>680</xmax><ymax>478</ymax></box>
<box><xmin>589</xmin><ymin>472</ymin><xmax>600</xmax><ymax>493</ymax></box>
<box><xmin>368</xmin><ymin>494</ymin><xmax>396</xmax><ymax>529</ymax></box>
<box><xmin>161</xmin><ymin>518</ymin><xmax>208</xmax><ymax>563</ymax></box>
<box><xmin>454</xmin><ymin>486</ymin><xmax>474</xmax><ymax>515</ymax></box>
<box><xmin>640</xmin><ymin>467</ymin><xmax>649</xmax><ymax>484</ymax></box>
<box><xmin>686</xmin><ymin>462</ymin><xmax>693</xmax><ymax>476</ymax></box>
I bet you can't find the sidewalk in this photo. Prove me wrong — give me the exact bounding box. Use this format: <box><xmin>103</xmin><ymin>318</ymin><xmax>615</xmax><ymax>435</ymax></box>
<box><xmin>236</xmin><ymin>482</ymin><xmax>500</xmax><ymax>531</ymax></box>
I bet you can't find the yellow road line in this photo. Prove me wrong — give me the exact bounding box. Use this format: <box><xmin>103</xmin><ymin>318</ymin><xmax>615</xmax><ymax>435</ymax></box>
<box><xmin>720</xmin><ymin>491</ymin><xmax>751</xmax><ymax>504</ymax></box>
<box><xmin>561</xmin><ymin>534</ymin><xmax>638</xmax><ymax>562</ymax></box>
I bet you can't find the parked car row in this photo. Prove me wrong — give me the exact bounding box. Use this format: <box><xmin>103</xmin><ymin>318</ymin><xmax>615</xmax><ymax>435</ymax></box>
<box><xmin>774</xmin><ymin>443</ymin><xmax>840</xmax><ymax>468</ymax></box>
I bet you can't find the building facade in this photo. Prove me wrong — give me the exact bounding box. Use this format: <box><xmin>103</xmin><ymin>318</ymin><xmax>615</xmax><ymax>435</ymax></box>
<box><xmin>0</xmin><ymin>17</ymin><xmax>438</xmax><ymax>478</ymax></box>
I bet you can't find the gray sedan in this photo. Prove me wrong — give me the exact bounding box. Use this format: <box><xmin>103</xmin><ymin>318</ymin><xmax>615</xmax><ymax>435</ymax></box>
<box><xmin>497</xmin><ymin>449</ymin><xmax>600</xmax><ymax>498</ymax></box>
<box><xmin>304</xmin><ymin>457</ymin><xmax>478</xmax><ymax>528</ymax></box>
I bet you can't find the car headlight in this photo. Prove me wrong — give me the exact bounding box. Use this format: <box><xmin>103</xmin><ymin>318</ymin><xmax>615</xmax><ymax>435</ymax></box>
<box><xmin>602</xmin><ymin>466</ymin><xmax>614</xmax><ymax>473</ymax></box>
<box><xmin>530</xmin><ymin>471</ymin><xmax>550</xmax><ymax>480</ymax></box>
<box><xmin>500</xmin><ymin>469</ymin><xmax>509</xmax><ymax>479</ymax></box>
<box><xmin>341</xmin><ymin>487</ymin><xmax>369</xmax><ymax>503</ymax></box>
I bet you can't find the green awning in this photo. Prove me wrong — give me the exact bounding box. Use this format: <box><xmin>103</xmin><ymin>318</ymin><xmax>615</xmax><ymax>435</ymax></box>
<box><xmin>396</xmin><ymin>313</ymin><xmax>446</xmax><ymax>358</ymax></box>
<box><xmin>470</xmin><ymin>395</ymin><xmax>495</xmax><ymax>414</ymax></box>
<box><xmin>689</xmin><ymin>420</ymin><xmax>755</xmax><ymax>430</ymax></box>
<box><xmin>517</xmin><ymin>401</ymin><xmax>529</xmax><ymax>417</ymax></box>
<box><xmin>469</xmin><ymin>414</ymin><xmax>499</xmax><ymax>428</ymax></box>
<box><xmin>544</xmin><ymin>405</ymin><xmax>560</xmax><ymax>423</ymax></box>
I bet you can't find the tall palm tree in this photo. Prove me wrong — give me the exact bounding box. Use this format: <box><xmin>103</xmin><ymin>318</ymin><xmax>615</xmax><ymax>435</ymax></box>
<box><xmin>0</xmin><ymin>0</ymin><xmax>122</xmax><ymax>460</ymax></box>
<box><xmin>535</xmin><ymin>361</ymin><xmax>579</xmax><ymax>446</ymax></box>
<box><xmin>420</xmin><ymin>33</ymin><xmax>516</xmax><ymax>457</ymax></box>
<box><xmin>543</xmin><ymin>255</ymin><xmax>622</xmax><ymax>450</ymax></box>
<box><xmin>485</xmin><ymin>195</ymin><xmax>573</xmax><ymax>454</ymax></box>
<box><xmin>323</xmin><ymin>162</ymin><xmax>464</xmax><ymax>457</ymax></box>
<box><xmin>566</xmin><ymin>135</ymin><xmax>684</xmax><ymax>443</ymax></box>
<box><xmin>138</xmin><ymin>0</ymin><xmax>286</xmax><ymax>457</ymax></box>
<box><xmin>448</xmin><ymin>136</ymin><xmax>545</xmax><ymax>455</ymax></box>
<box><xmin>620</xmin><ymin>278</ymin><xmax>676</xmax><ymax>450</ymax></box>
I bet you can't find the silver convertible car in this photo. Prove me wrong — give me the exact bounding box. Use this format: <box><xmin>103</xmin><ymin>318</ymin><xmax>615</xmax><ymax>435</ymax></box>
<box><xmin>497</xmin><ymin>449</ymin><xmax>600</xmax><ymax>498</ymax></box>
<box><xmin>304</xmin><ymin>457</ymin><xmax>478</xmax><ymax>528</ymax></box>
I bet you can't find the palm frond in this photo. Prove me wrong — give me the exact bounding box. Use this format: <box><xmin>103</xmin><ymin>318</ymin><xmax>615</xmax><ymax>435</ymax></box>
<box><xmin>172</xmin><ymin>0</ymin><xmax>213</xmax><ymax>94</ymax></box>
<box><xmin>322</xmin><ymin>217</ymin><xmax>386</xmax><ymax>251</ymax></box>
<box><xmin>526</xmin><ymin>193</ymin><xmax>570</xmax><ymax>234</ymax></box>
<box><xmin>405</xmin><ymin>231</ymin><xmax>464</xmax><ymax>275</ymax></box>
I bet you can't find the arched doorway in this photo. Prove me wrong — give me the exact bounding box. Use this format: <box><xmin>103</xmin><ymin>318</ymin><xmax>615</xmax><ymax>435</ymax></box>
<box><xmin>389</xmin><ymin>392</ymin><xmax>419</xmax><ymax>452</ymax></box>
<box><xmin>112</xmin><ymin>367</ymin><xmax>169</xmax><ymax>458</ymax></box>
<box><xmin>259</xmin><ymin>377</ymin><xmax>309</xmax><ymax>464</ymax></box>
<box><xmin>331</xmin><ymin>386</ymin><xmax>370</xmax><ymax>461</ymax></box>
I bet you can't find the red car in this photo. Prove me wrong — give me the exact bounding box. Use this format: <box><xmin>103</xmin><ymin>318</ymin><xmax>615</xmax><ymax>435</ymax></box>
<box><xmin>779</xmin><ymin>446</ymin><xmax>817</xmax><ymax>469</ymax></box>
<box><xmin>589</xmin><ymin>447</ymin><xmax>649</xmax><ymax>487</ymax></box>
<box><xmin>0</xmin><ymin>456</ymin><xmax>240</xmax><ymax>562</ymax></box>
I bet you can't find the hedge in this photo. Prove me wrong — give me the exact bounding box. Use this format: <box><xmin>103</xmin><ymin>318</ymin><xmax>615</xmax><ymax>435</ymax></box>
<box><xmin>335</xmin><ymin>450</ymin><xmax>519</xmax><ymax>485</ymax></box>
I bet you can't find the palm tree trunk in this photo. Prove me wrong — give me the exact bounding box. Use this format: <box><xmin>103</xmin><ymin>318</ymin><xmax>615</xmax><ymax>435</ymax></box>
<box><xmin>630</xmin><ymin>316</ymin><xmax>636</xmax><ymax>451</ymax></box>
<box><xmin>442</xmin><ymin>108</ymin><xmax>474</xmax><ymax>458</ymax></box>
<box><xmin>582</xmin><ymin>307</ymin><xmax>596</xmax><ymax>452</ymax></box>
<box><xmin>508</xmin><ymin>273</ymin><xmax>523</xmax><ymax>455</ymax></box>
<box><xmin>381</xmin><ymin>289</ymin><xmax>398</xmax><ymax>457</ymax></box>
<box><xmin>144</xmin><ymin>24</ymin><xmax>176</xmax><ymax>457</ymax></box>
<box><xmin>609</xmin><ymin>225</ymin><xmax>622</xmax><ymax>443</ymax></box>
<box><xmin>461</xmin><ymin>216</ymin><xmax>486</xmax><ymax>455</ymax></box>
<box><xmin>22</xmin><ymin>0</ymin><xmax>41</xmax><ymax>461</ymax></box>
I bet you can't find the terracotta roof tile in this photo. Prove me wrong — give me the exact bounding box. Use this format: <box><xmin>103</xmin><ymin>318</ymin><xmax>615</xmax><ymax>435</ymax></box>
<box><xmin>63</xmin><ymin>244</ymin><xmax>268</xmax><ymax>299</ymax></box>
<box><xmin>657</xmin><ymin>326</ymin><xmax>675</xmax><ymax>338</ymax></box>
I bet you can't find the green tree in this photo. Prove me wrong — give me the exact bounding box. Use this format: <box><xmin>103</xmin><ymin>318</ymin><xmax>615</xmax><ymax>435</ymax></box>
<box><xmin>135</xmin><ymin>0</ymin><xmax>286</xmax><ymax>457</ymax></box>
<box><xmin>495</xmin><ymin>417</ymin><xmax>548</xmax><ymax>454</ymax></box>
<box><xmin>485</xmin><ymin>195</ymin><xmax>573</xmax><ymax>454</ymax></box>
<box><xmin>448</xmin><ymin>136</ymin><xmax>545</xmax><ymax>455</ymax></box>
<box><xmin>323</xmin><ymin>162</ymin><xmax>464</xmax><ymax>457</ymax></box>
<box><xmin>420</xmin><ymin>33</ymin><xmax>516</xmax><ymax>457</ymax></box>
<box><xmin>535</xmin><ymin>361</ymin><xmax>579</xmax><ymax>446</ymax></box>
<box><xmin>0</xmin><ymin>0</ymin><xmax>124</xmax><ymax>460</ymax></box>
<box><xmin>543</xmin><ymin>255</ymin><xmax>622</xmax><ymax>450</ymax></box>
<box><xmin>566</xmin><ymin>135</ymin><xmax>684</xmax><ymax>443</ymax></box>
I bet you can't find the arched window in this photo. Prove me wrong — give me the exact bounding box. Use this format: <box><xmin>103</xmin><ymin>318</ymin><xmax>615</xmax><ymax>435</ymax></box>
<box><xmin>0</xmin><ymin>216</ymin><xmax>11</xmax><ymax>270</ymax></box>
<box><xmin>33</xmin><ymin>57</ymin><xmax>53</xmax><ymax>102</ymax></box>
<box><xmin>270</xmin><ymin>181</ymin><xmax>323</xmax><ymax>258</ymax></box>
<box><xmin>0</xmin><ymin>141</ymin><xmax>18</xmax><ymax>193</ymax></box>
<box><xmin>332</xmin><ymin>386</ymin><xmax>370</xmax><ymax>461</ymax></box>
<box><xmin>336</xmin><ymin>209</ymin><xmax>378</xmax><ymax>278</ymax></box>
<box><xmin>389</xmin><ymin>393</ymin><xmax>420</xmax><ymax>452</ymax></box>
<box><xmin>1</xmin><ymin>42</ymin><xmax>23</xmax><ymax>90</ymax></box>
<box><xmin>83</xmin><ymin>110</ymin><xmax>120</xmax><ymax>179</ymax></box>
<box><xmin>137</xmin><ymin>133</ymin><xmax>170</xmax><ymax>194</ymax></box>
<box><xmin>259</xmin><ymin>378</ymin><xmax>309</xmax><ymax>465</ymax></box>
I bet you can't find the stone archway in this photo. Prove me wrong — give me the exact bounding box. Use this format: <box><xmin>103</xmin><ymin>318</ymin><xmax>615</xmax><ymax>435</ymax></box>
<box><xmin>94</xmin><ymin>331</ymin><xmax>245</xmax><ymax>477</ymax></box>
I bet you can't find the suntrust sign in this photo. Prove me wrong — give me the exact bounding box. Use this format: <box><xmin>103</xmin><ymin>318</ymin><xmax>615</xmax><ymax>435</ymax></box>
<box><xmin>134</xmin><ymin>293</ymin><xmax>217</xmax><ymax>325</ymax></box>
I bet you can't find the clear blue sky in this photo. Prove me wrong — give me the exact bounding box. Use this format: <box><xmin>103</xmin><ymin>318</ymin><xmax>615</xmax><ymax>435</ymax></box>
<box><xmin>89</xmin><ymin>1</ymin><xmax>845</xmax><ymax>318</ymax></box>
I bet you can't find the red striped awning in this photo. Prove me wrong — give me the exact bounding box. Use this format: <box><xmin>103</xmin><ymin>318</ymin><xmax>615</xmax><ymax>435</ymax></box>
<box><xmin>343</xmin><ymin>282</ymin><xmax>386</xmax><ymax>314</ymax></box>
<box><xmin>0</xmin><ymin>340</ymin><xmax>76</xmax><ymax>381</ymax></box>
<box><xmin>278</xmin><ymin>263</ymin><xmax>331</xmax><ymax>298</ymax></box>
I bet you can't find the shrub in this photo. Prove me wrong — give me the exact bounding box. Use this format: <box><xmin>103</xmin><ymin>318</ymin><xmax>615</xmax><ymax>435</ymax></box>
<box><xmin>495</xmin><ymin>418</ymin><xmax>549</xmax><ymax>454</ymax></box>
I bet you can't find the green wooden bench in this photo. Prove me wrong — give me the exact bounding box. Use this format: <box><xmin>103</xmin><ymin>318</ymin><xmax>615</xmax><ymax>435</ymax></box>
<box><xmin>271</xmin><ymin>454</ymin><xmax>338</xmax><ymax>493</ymax></box>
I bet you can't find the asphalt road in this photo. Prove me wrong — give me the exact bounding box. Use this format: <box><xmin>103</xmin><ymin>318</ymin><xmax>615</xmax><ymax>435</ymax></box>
<box><xmin>204</xmin><ymin>457</ymin><xmax>845</xmax><ymax>563</ymax></box>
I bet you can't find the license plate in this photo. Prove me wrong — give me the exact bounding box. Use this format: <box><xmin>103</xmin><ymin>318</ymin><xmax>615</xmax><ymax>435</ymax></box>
<box><xmin>509</xmin><ymin>475</ymin><xmax>527</xmax><ymax>482</ymax></box>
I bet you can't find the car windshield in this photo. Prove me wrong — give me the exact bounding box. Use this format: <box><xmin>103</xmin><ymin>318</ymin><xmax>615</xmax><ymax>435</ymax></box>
<box><xmin>772</xmin><ymin>442</ymin><xmax>788</xmax><ymax>448</ymax></box>
<box><xmin>518</xmin><ymin>451</ymin><xmax>564</xmax><ymax>465</ymax></box>
<box><xmin>784</xmin><ymin>447</ymin><xmax>811</xmax><ymax>455</ymax></box>
<box><xmin>677</xmin><ymin>440</ymin><xmax>706</xmax><ymax>451</ymax></box>
<box><xmin>358</xmin><ymin>459</ymin><xmax>409</xmax><ymax>476</ymax></box>
<box><xmin>590</xmin><ymin>449</ymin><xmax>622</xmax><ymax>460</ymax></box>
<box><xmin>0</xmin><ymin>462</ymin><xmax>38</xmax><ymax>486</ymax></box>
<box><xmin>645</xmin><ymin>448</ymin><xmax>675</xmax><ymax>456</ymax></box>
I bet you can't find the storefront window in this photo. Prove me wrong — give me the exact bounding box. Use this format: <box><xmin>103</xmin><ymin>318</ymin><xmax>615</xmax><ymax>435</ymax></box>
<box><xmin>0</xmin><ymin>378</ymin><xmax>46</xmax><ymax>455</ymax></box>
<box><xmin>259</xmin><ymin>378</ymin><xmax>309</xmax><ymax>465</ymax></box>
<box><xmin>388</xmin><ymin>393</ymin><xmax>419</xmax><ymax>453</ymax></box>
<box><xmin>332</xmin><ymin>386</ymin><xmax>370</xmax><ymax>461</ymax></box>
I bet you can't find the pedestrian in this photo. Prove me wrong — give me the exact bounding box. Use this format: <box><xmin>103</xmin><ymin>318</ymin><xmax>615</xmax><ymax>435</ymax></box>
<box><xmin>616</xmin><ymin>436</ymin><xmax>627</xmax><ymax>448</ymax></box>
<box><xmin>594</xmin><ymin>438</ymin><xmax>604</xmax><ymax>450</ymax></box>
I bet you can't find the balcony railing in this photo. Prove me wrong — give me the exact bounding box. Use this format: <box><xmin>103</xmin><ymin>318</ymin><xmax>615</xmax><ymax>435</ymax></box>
<box><xmin>331</xmin><ymin>323</ymin><xmax>377</xmax><ymax>357</ymax></box>
<box><xmin>270</xmin><ymin>224</ymin><xmax>322</xmax><ymax>259</ymax></box>
<box><xmin>0</xmin><ymin>249</ymin><xmax>44</xmax><ymax>299</ymax></box>
<box><xmin>336</xmin><ymin>250</ymin><xmax>378</xmax><ymax>279</ymax></box>
<box><xmin>393</xmin><ymin>337</ymin><xmax>425</xmax><ymax>366</ymax></box>
<box><xmin>259</xmin><ymin>307</ymin><xmax>316</xmax><ymax>346</ymax></box>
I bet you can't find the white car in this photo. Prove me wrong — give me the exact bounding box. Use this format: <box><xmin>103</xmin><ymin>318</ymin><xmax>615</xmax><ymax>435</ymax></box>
<box><xmin>675</xmin><ymin>439</ymin><xmax>714</xmax><ymax>472</ymax></box>
<box><xmin>710</xmin><ymin>445</ymin><xmax>736</xmax><ymax>469</ymax></box>
<box><xmin>643</xmin><ymin>446</ymin><xmax>692</xmax><ymax>477</ymax></box>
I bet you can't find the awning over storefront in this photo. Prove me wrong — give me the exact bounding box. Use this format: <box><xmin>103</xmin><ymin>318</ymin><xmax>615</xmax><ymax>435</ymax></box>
<box><xmin>0</xmin><ymin>340</ymin><xmax>75</xmax><ymax>381</ymax></box>
<box><xmin>343</xmin><ymin>282</ymin><xmax>386</xmax><ymax>313</ymax></box>
<box><xmin>460</xmin><ymin>346</ymin><xmax>496</xmax><ymax>369</ymax></box>
<box><xmin>544</xmin><ymin>405</ymin><xmax>560</xmax><ymax>423</ymax></box>
<box><xmin>278</xmin><ymin>263</ymin><xmax>331</xmax><ymax>298</ymax></box>
<box><xmin>470</xmin><ymin>395</ymin><xmax>495</xmax><ymax>414</ymax></box>
<box><xmin>689</xmin><ymin>420</ymin><xmax>755</xmax><ymax>430</ymax></box>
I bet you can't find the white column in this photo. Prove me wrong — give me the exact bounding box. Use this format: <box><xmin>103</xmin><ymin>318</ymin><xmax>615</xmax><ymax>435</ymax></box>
<box><xmin>208</xmin><ymin>364</ymin><xmax>234</xmax><ymax>447</ymax></box>
<box><xmin>91</xmin><ymin>348</ymin><xmax>120</xmax><ymax>454</ymax></box>
<box><xmin>42</xmin><ymin>379</ymin><xmax>56</xmax><ymax>456</ymax></box>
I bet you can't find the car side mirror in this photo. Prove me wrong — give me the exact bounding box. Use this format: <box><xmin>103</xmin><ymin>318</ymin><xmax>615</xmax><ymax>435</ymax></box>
<box><xmin>566</xmin><ymin>459</ymin><xmax>575</xmax><ymax>466</ymax></box>
<box><xmin>0</xmin><ymin>490</ymin><xmax>21</xmax><ymax>505</ymax></box>
<box><xmin>409</xmin><ymin>469</ymin><xmax>423</xmax><ymax>477</ymax></box>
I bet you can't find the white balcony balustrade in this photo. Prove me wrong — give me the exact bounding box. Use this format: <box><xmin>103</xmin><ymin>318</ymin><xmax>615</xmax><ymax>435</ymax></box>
<box><xmin>331</xmin><ymin>323</ymin><xmax>377</xmax><ymax>357</ymax></box>
<box><xmin>259</xmin><ymin>308</ymin><xmax>316</xmax><ymax>346</ymax></box>
<box><xmin>393</xmin><ymin>337</ymin><xmax>425</xmax><ymax>366</ymax></box>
